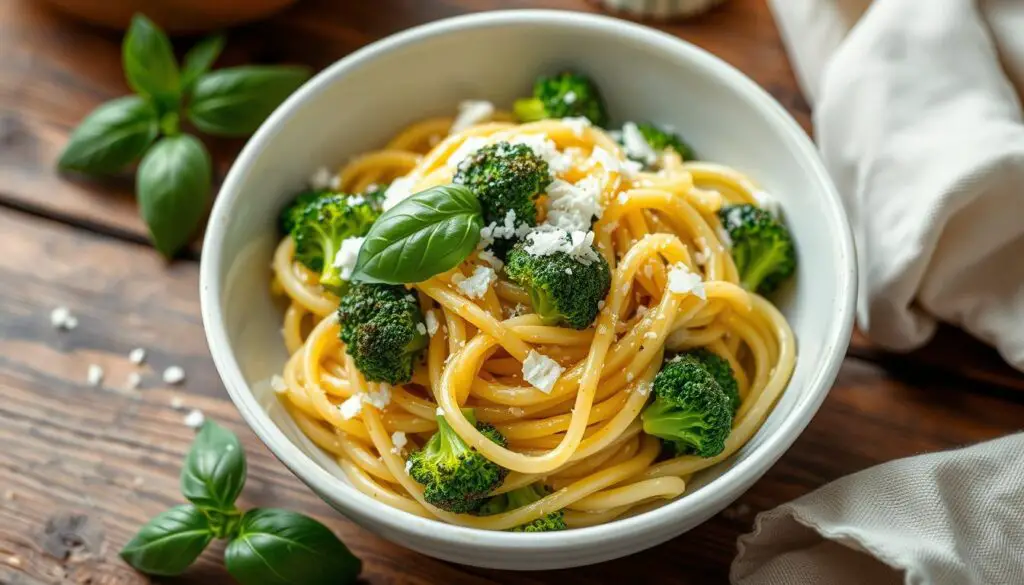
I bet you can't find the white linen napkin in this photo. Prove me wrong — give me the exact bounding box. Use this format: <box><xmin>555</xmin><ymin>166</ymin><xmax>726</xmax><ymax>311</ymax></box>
<box><xmin>767</xmin><ymin>0</ymin><xmax>1024</xmax><ymax>370</ymax></box>
<box><xmin>731</xmin><ymin>433</ymin><xmax>1024</xmax><ymax>584</ymax></box>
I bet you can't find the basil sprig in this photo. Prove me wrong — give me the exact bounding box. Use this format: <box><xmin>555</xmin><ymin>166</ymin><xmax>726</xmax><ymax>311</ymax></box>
<box><xmin>57</xmin><ymin>14</ymin><xmax>311</xmax><ymax>258</ymax></box>
<box><xmin>120</xmin><ymin>420</ymin><xmax>361</xmax><ymax>584</ymax></box>
<box><xmin>353</xmin><ymin>184</ymin><xmax>483</xmax><ymax>284</ymax></box>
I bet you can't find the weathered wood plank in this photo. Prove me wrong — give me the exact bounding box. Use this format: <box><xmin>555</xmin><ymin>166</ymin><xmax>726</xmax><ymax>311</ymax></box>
<box><xmin>2</xmin><ymin>206</ymin><xmax>1022</xmax><ymax>584</ymax></box>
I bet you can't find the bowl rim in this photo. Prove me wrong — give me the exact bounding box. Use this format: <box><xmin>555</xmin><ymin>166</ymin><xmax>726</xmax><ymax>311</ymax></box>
<box><xmin>200</xmin><ymin>8</ymin><xmax>857</xmax><ymax>551</ymax></box>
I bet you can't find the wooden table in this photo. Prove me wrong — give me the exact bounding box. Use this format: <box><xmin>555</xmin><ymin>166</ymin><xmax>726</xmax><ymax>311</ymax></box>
<box><xmin>2</xmin><ymin>1</ymin><xmax>1023</xmax><ymax>583</ymax></box>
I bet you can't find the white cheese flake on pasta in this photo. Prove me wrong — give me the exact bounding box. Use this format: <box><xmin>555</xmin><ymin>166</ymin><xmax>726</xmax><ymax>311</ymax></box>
<box><xmin>457</xmin><ymin>266</ymin><xmax>496</xmax><ymax>299</ymax></box>
<box><xmin>390</xmin><ymin>431</ymin><xmax>408</xmax><ymax>454</ymax></box>
<box><xmin>364</xmin><ymin>384</ymin><xmax>392</xmax><ymax>410</ymax></box>
<box><xmin>477</xmin><ymin>249</ymin><xmax>504</xmax><ymax>271</ymax></box>
<box><xmin>450</xmin><ymin>100</ymin><xmax>495</xmax><ymax>134</ymax></box>
<box><xmin>381</xmin><ymin>176</ymin><xmax>418</xmax><ymax>211</ymax></box>
<box><xmin>424</xmin><ymin>310</ymin><xmax>440</xmax><ymax>336</ymax></box>
<box><xmin>447</xmin><ymin>136</ymin><xmax>491</xmax><ymax>170</ymax></box>
<box><xmin>752</xmin><ymin>190</ymin><xmax>781</xmax><ymax>217</ymax></box>
<box><xmin>561</xmin><ymin>116</ymin><xmax>591</xmax><ymax>137</ymax></box>
<box><xmin>509</xmin><ymin>134</ymin><xmax>571</xmax><ymax>175</ymax></box>
<box><xmin>621</xmin><ymin>122</ymin><xmax>658</xmax><ymax>166</ymax></box>
<box><xmin>339</xmin><ymin>394</ymin><xmax>363</xmax><ymax>420</ymax></box>
<box><xmin>332</xmin><ymin>236</ymin><xmax>365</xmax><ymax>280</ymax></box>
<box><xmin>436</xmin><ymin>407</ymin><xmax>445</xmax><ymax>416</ymax></box>
<box><xmin>522</xmin><ymin>229</ymin><xmax>601</xmax><ymax>266</ymax></box>
<box><xmin>522</xmin><ymin>350</ymin><xmax>564</xmax><ymax>394</ymax></box>
<box><xmin>545</xmin><ymin>176</ymin><xmax>603</xmax><ymax>232</ymax></box>
<box><xmin>667</xmin><ymin>264</ymin><xmax>707</xmax><ymax>300</ymax></box>
<box><xmin>271</xmin><ymin>375</ymin><xmax>288</xmax><ymax>394</ymax></box>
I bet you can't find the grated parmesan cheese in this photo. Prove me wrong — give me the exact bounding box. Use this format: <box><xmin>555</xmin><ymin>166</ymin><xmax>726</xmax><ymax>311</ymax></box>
<box><xmin>545</xmin><ymin>177</ymin><xmax>603</xmax><ymax>232</ymax></box>
<box><xmin>752</xmin><ymin>190</ymin><xmax>781</xmax><ymax>217</ymax></box>
<box><xmin>509</xmin><ymin>134</ymin><xmax>572</xmax><ymax>175</ymax></box>
<box><xmin>128</xmin><ymin>347</ymin><xmax>146</xmax><ymax>365</ymax></box>
<box><xmin>447</xmin><ymin>136</ymin><xmax>491</xmax><ymax>170</ymax></box>
<box><xmin>271</xmin><ymin>374</ymin><xmax>288</xmax><ymax>394</ymax></box>
<box><xmin>390</xmin><ymin>431</ymin><xmax>408</xmax><ymax>454</ymax></box>
<box><xmin>339</xmin><ymin>394</ymin><xmax>363</xmax><ymax>420</ymax></box>
<box><xmin>50</xmin><ymin>306</ymin><xmax>78</xmax><ymax>330</ymax></box>
<box><xmin>621</xmin><ymin>122</ymin><xmax>658</xmax><ymax>166</ymax></box>
<box><xmin>561</xmin><ymin>116</ymin><xmax>591</xmax><ymax>137</ymax></box>
<box><xmin>424</xmin><ymin>310</ymin><xmax>439</xmax><ymax>336</ymax></box>
<box><xmin>522</xmin><ymin>350</ymin><xmax>564</xmax><ymax>394</ymax></box>
<box><xmin>457</xmin><ymin>265</ymin><xmax>496</xmax><ymax>299</ymax></box>
<box><xmin>522</xmin><ymin>229</ymin><xmax>601</xmax><ymax>266</ymax></box>
<box><xmin>332</xmin><ymin>236</ymin><xmax>365</xmax><ymax>281</ymax></box>
<box><xmin>364</xmin><ymin>384</ymin><xmax>392</xmax><ymax>410</ymax></box>
<box><xmin>563</xmin><ymin>91</ymin><xmax>578</xmax><ymax>104</ymax></box>
<box><xmin>381</xmin><ymin>175</ymin><xmax>419</xmax><ymax>211</ymax></box>
<box><xmin>667</xmin><ymin>264</ymin><xmax>707</xmax><ymax>300</ymax></box>
<box><xmin>450</xmin><ymin>100</ymin><xmax>495</xmax><ymax>134</ymax></box>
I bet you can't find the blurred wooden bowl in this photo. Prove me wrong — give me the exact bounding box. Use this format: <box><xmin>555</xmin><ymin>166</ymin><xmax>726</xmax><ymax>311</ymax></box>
<box><xmin>38</xmin><ymin>0</ymin><xmax>300</xmax><ymax>34</ymax></box>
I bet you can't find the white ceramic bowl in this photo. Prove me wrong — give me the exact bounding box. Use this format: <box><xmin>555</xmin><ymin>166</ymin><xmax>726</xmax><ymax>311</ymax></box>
<box><xmin>200</xmin><ymin>10</ymin><xmax>856</xmax><ymax>571</ymax></box>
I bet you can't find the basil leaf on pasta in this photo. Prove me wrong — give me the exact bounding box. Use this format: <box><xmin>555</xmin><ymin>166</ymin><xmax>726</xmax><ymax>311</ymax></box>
<box><xmin>224</xmin><ymin>508</ymin><xmax>361</xmax><ymax>585</ymax></box>
<box><xmin>352</xmin><ymin>184</ymin><xmax>483</xmax><ymax>284</ymax></box>
<box><xmin>57</xmin><ymin>96</ymin><xmax>160</xmax><ymax>174</ymax></box>
<box><xmin>180</xmin><ymin>420</ymin><xmax>246</xmax><ymax>512</ymax></box>
<box><xmin>120</xmin><ymin>505</ymin><xmax>214</xmax><ymax>576</ymax></box>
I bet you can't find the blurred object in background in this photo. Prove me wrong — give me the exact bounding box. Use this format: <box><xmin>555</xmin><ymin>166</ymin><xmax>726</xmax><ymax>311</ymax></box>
<box><xmin>593</xmin><ymin>0</ymin><xmax>727</xmax><ymax>20</ymax></box>
<box><xmin>36</xmin><ymin>0</ymin><xmax>300</xmax><ymax>33</ymax></box>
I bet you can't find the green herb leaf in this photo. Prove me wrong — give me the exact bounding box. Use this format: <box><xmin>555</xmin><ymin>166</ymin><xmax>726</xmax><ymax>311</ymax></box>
<box><xmin>352</xmin><ymin>184</ymin><xmax>482</xmax><ymax>284</ymax></box>
<box><xmin>122</xmin><ymin>14</ymin><xmax>180</xmax><ymax>109</ymax></box>
<box><xmin>224</xmin><ymin>508</ymin><xmax>361</xmax><ymax>585</ymax></box>
<box><xmin>57</xmin><ymin>96</ymin><xmax>159</xmax><ymax>174</ymax></box>
<box><xmin>181</xmin><ymin>420</ymin><xmax>246</xmax><ymax>512</ymax></box>
<box><xmin>186</xmin><ymin>66</ymin><xmax>310</xmax><ymax>137</ymax></box>
<box><xmin>120</xmin><ymin>505</ymin><xmax>214</xmax><ymax>576</ymax></box>
<box><xmin>136</xmin><ymin>134</ymin><xmax>211</xmax><ymax>257</ymax></box>
<box><xmin>181</xmin><ymin>33</ymin><xmax>226</xmax><ymax>94</ymax></box>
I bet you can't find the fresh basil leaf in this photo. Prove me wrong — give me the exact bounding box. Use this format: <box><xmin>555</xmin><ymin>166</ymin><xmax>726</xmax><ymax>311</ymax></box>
<box><xmin>57</xmin><ymin>96</ymin><xmax>159</xmax><ymax>174</ymax></box>
<box><xmin>181</xmin><ymin>34</ymin><xmax>226</xmax><ymax>94</ymax></box>
<box><xmin>186</xmin><ymin>66</ymin><xmax>311</xmax><ymax>137</ymax></box>
<box><xmin>136</xmin><ymin>134</ymin><xmax>211</xmax><ymax>257</ymax></box>
<box><xmin>181</xmin><ymin>419</ymin><xmax>246</xmax><ymax>512</ymax></box>
<box><xmin>120</xmin><ymin>505</ymin><xmax>213</xmax><ymax>576</ymax></box>
<box><xmin>352</xmin><ymin>184</ymin><xmax>482</xmax><ymax>284</ymax></box>
<box><xmin>122</xmin><ymin>14</ymin><xmax>180</xmax><ymax>109</ymax></box>
<box><xmin>224</xmin><ymin>509</ymin><xmax>361</xmax><ymax>585</ymax></box>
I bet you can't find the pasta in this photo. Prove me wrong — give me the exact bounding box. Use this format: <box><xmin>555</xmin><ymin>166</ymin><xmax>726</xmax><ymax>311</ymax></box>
<box><xmin>269</xmin><ymin>90</ymin><xmax>796</xmax><ymax>530</ymax></box>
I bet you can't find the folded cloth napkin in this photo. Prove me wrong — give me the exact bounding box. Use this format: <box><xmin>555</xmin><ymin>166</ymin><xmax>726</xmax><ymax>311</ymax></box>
<box><xmin>732</xmin><ymin>433</ymin><xmax>1024</xmax><ymax>584</ymax></box>
<box><xmin>767</xmin><ymin>0</ymin><xmax>1024</xmax><ymax>371</ymax></box>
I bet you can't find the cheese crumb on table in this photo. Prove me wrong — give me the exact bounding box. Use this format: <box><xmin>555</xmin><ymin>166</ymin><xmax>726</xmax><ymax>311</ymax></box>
<box><xmin>162</xmin><ymin>366</ymin><xmax>186</xmax><ymax>385</ymax></box>
<box><xmin>170</xmin><ymin>396</ymin><xmax>184</xmax><ymax>410</ymax></box>
<box><xmin>86</xmin><ymin>364</ymin><xmax>104</xmax><ymax>387</ymax></box>
<box><xmin>183</xmin><ymin>409</ymin><xmax>205</xmax><ymax>429</ymax></box>
<box><xmin>50</xmin><ymin>306</ymin><xmax>78</xmax><ymax>330</ymax></box>
<box><xmin>522</xmin><ymin>350</ymin><xmax>564</xmax><ymax>394</ymax></box>
<box><xmin>128</xmin><ymin>348</ymin><xmax>146</xmax><ymax>365</ymax></box>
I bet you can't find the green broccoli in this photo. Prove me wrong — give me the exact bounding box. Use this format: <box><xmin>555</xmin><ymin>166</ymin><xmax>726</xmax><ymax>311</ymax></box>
<box><xmin>514</xmin><ymin>71</ymin><xmax>609</xmax><ymax>127</ymax></box>
<box><xmin>360</xmin><ymin>182</ymin><xmax>388</xmax><ymax>207</ymax></box>
<box><xmin>684</xmin><ymin>348</ymin><xmax>740</xmax><ymax>414</ymax></box>
<box><xmin>408</xmin><ymin>409</ymin><xmax>509</xmax><ymax>514</ymax></box>
<box><xmin>641</xmin><ymin>354</ymin><xmax>733</xmax><ymax>458</ymax></box>
<box><xmin>719</xmin><ymin>204</ymin><xmax>796</xmax><ymax>295</ymax></box>
<box><xmin>337</xmin><ymin>282</ymin><xmax>428</xmax><ymax>384</ymax></box>
<box><xmin>289</xmin><ymin>192</ymin><xmax>381</xmax><ymax>294</ymax></box>
<box><xmin>278</xmin><ymin>188</ymin><xmax>325</xmax><ymax>234</ymax></box>
<box><xmin>635</xmin><ymin>122</ymin><xmax>697</xmax><ymax>162</ymax></box>
<box><xmin>504</xmin><ymin>235</ymin><xmax>611</xmax><ymax>330</ymax></box>
<box><xmin>478</xmin><ymin>483</ymin><xmax>566</xmax><ymax>532</ymax></box>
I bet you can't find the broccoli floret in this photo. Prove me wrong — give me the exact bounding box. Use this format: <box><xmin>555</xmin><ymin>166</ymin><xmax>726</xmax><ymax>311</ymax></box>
<box><xmin>641</xmin><ymin>354</ymin><xmax>733</xmax><ymax>458</ymax></box>
<box><xmin>453</xmin><ymin>142</ymin><xmax>549</xmax><ymax>257</ymax></box>
<box><xmin>514</xmin><ymin>71</ymin><xmax>609</xmax><ymax>127</ymax></box>
<box><xmin>337</xmin><ymin>283</ymin><xmax>428</xmax><ymax>384</ymax></box>
<box><xmin>635</xmin><ymin>122</ymin><xmax>697</xmax><ymax>161</ymax></box>
<box><xmin>719</xmin><ymin>204</ymin><xmax>796</xmax><ymax>295</ymax></box>
<box><xmin>684</xmin><ymin>348</ymin><xmax>740</xmax><ymax>414</ymax></box>
<box><xmin>278</xmin><ymin>188</ymin><xmax>325</xmax><ymax>234</ymax></box>
<box><xmin>290</xmin><ymin>193</ymin><xmax>381</xmax><ymax>294</ymax></box>
<box><xmin>408</xmin><ymin>410</ymin><xmax>509</xmax><ymax>513</ymax></box>
<box><xmin>504</xmin><ymin>237</ymin><xmax>611</xmax><ymax>330</ymax></box>
<box><xmin>361</xmin><ymin>183</ymin><xmax>388</xmax><ymax>207</ymax></box>
<box><xmin>478</xmin><ymin>483</ymin><xmax>566</xmax><ymax>532</ymax></box>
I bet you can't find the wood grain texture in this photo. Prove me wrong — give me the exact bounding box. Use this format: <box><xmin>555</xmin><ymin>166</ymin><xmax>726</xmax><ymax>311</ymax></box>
<box><xmin>2</xmin><ymin>205</ymin><xmax>1023</xmax><ymax>584</ymax></box>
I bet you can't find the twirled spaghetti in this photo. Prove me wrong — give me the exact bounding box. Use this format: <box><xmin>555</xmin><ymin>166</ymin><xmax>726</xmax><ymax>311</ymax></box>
<box><xmin>269</xmin><ymin>106</ymin><xmax>796</xmax><ymax>530</ymax></box>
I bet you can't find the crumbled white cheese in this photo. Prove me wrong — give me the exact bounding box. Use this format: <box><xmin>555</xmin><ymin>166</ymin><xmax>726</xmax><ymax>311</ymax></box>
<box><xmin>636</xmin><ymin>381</ymin><xmax>653</xmax><ymax>397</ymax></box>
<box><xmin>561</xmin><ymin>116</ymin><xmax>591</xmax><ymax>137</ymax></box>
<box><xmin>50</xmin><ymin>306</ymin><xmax>78</xmax><ymax>330</ymax></box>
<box><xmin>447</xmin><ymin>136</ymin><xmax>491</xmax><ymax>170</ymax></box>
<box><xmin>477</xmin><ymin>249</ymin><xmax>504</xmax><ymax>271</ymax></box>
<box><xmin>635</xmin><ymin>305</ymin><xmax>648</xmax><ymax>317</ymax></box>
<box><xmin>404</xmin><ymin>459</ymin><xmax>414</xmax><ymax>474</ymax></box>
<box><xmin>479</xmin><ymin>210</ymin><xmax>531</xmax><ymax>250</ymax></box>
<box><xmin>667</xmin><ymin>264</ymin><xmax>707</xmax><ymax>300</ymax></box>
<box><xmin>86</xmin><ymin>364</ymin><xmax>104</xmax><ymax>387</ymax></box>
<box><xmin>347</xmin><ymin>194</ymin><xmax>366</xmax><ymax>206</ymax></box>
<box><xmin>424</xmin><ymin>310</ymin><xmax>439</xmax><ymax>336</ymax></box>
<box><xmin>381</xmin><ymin>175</ymin><xmax>418</xmax><ymax>211</ymax></box>
<box><xmin>509</xmin><ymin>134</ymin><xmax>571</xmax><ymax>175</ymax></box>
<box><xmin>621</xmin><ymin>122</ymin><xmax>658</xmax><ymax>166</ymax></box>
<box><xmin>162</xmin><ymin>366</ymin><xmax>185</xmax><ymax>385</ymax></box>
<box><xmin>723</xmin><ymin>206</ymin><xmax>746</xmax><ymax>230</ymax></box>
<box><xmin>128</xmin><ymin>348</ymin><xmax>146</xmax><ymax>365</ymax></box>
<box><xmin>522</xmin><ymin>229</ymin><xmax>601</xmax><ymax>266</ymax></box>
<box><xmin>125</xmin><ymin>372</ymin><xmax>142</xmax><ymax>391</ymax></box>
<box><xmin>339</xmin><ymin>394</ymin><xmax>363</xmax><ymax>419</ymax></box>
<box><xmin>752</xmin><ymin>190</ymin><xmax>781</xmax><ymax>217</ymax></box>
<box><xmin>416</xmin><ymin>322</ymin><xmax>427</xmax><ymax>336</ymax></box>
<box><xmin>716</xmin><ymin>225</ymin><xmax>733</xmax><ymax>249</ymax></box>
<box><xmin>508</xmin><ymin>303</ymin><xmax>528</xmax><ymax>317</ymax></box>
<box><xmin>563</xmin><ymin>91</ymin><xmax>577</xmax><ymax>104</ymax></box>
<box><xmin>457</xmin><ymin>266</ymin><xmax>496</xmax><ymax>299</ymax></box>
<box><xmin>309</xmin><ymin>166</ymin><xmax>333</xmax><ymax>190</ymax></box>
<box><xmin>170</xmin><ymin>396</ymin><xmax>184</xmax><ymax>410</ymax></box>
<box><xmin>332</xmin><ymin>236</ymin><xmax>365</xmax><ymax>281</ymax></box>
<box><xmin>523</xmin><ymin>350</ymin><xmax>564</xmax><ymax>394</ymax></box>
<box><xmin>545</xmin><ymin>176</ymin><xmax>603</xmax><ymax>231</ymax></box>
<box><xmin>364</xmin><ymin>384</ymin><xmax>392</xmax><ymax>410</ymax></box>
<box><xmin>450</xmin><ymin>100</ymin><xmax>495</xmax><ymax>134</ymax></box>
<box><xmin>436</xmin><ymin>407</ymin><xmax>445</xmax><ymax>416</ymax></box>
<box><xmin>565</xmin><ymin>268</ymin><xmax>572</xmax><ymax>275</ymax></box>
<box><xmin>270</xmin><ymin>374</ymin><xmax>288</xmax><ymax>394</ymax></box>
<box><xmin>391</xmin><ymin>431</ymin><xmax>408</xmax><ymax>454</ymax></box>
<box><xmin>644</xmin><ymin>331</ymin><xmax>658</xmax><ymax>340</ymax></box>
<box><xmin>183</xmin><ymin>409</ymin><xmax>205</xmax><ymax>429</ymax></box>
